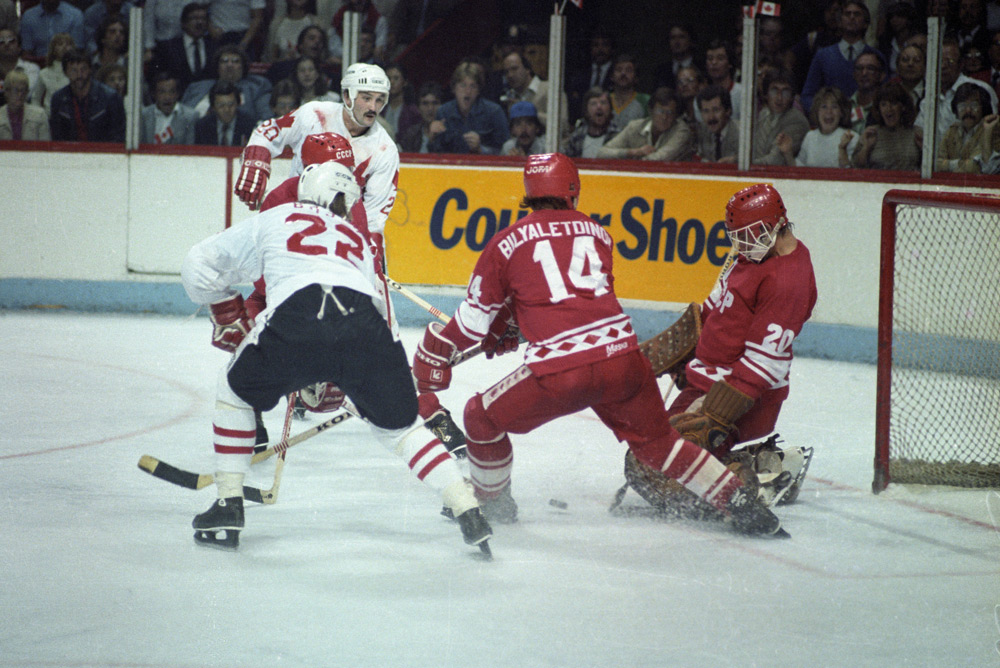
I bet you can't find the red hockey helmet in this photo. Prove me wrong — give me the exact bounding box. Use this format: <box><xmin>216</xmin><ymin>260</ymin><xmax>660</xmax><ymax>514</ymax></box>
<box><xmin>301</xmin><ymin>132</ymin><xmax>356</xmax><ymax>170</ymax></box>
<box><xmin>724</xmin><ymin>183</ymin><xmax>787</xmax><ymax>262</ymax></box>
<box><xmin>523</xmin><ymin>153</ymin><xmax>580</xmax><ymax>208</ymax></box>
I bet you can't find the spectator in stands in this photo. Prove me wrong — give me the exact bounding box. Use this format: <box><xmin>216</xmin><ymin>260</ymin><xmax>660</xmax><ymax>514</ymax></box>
<box><xmin>287</xmin><ymin>54</ymin><xmax>338</xmax><ymax>104</ymax></box>
<box><xmin>141</xmin><ymin>71</ymin><xmax>198</xmax><ymax>144</ymax></box>
<box><xmin>694</xmin><ymin>84</ymin><xmax>737</xmax><ymax>163</ymax></box>
<box><xmin>91</xmin><ymin>14</ymin><xmax>127</xmax><ymax>70</ymax></box>
<box><xmin>182</xmin><ymin>45</ymin><xmax>272</xmax><ymax>121</ymax></box>
<box><xmin>0</xmin><ymin>68</ymin><xmax>50</xmax><ymax>140</ymax></box>
<box><xmin>265</xmin><ymin>0</ymin><xmax>317</xmax><ymax>63</ymax></box>
<box><xmin>95</xmin><ymin>62</ymin><xmax>126</xmax><ymax>99</ymax></box>
<box><xmin>783</xmin><ymin>85</ymin><xmax>857</xmax><ymax>167</ymax></box>
<box><xmin>954</xmin><ymin>0</ymin><xmax>991</xmax><ymax>56</ymax></box>
<box><xmin>381</xmin><ymin>63</ymin><xmax>419</xmax><ymax>139</ymax></box>
<box><xmin>852</xmin><ymin>80</ymin><xmax>921</xmax><ymax>170</ymax></box>
<box><xmin>151</xmin><ymin>3</ymin><xmax>216</xmax><ymax>95</ymax></box>
<box><xmin>566</xmin><ymin>27</ymin><xmax>615</xmax><ymax>124</ymax></box>
<box><xmin>354</xmin><ymin>26</ymin><xmax>384</xmax><ymax>67</ymax></box>
<box><xmin>0</xmin><ymin>29</ymin><xmax>40</xmax><ymax>104</ymax></box>
<box><xmin>801</xmin><ymin>1</ymin><xmax>876</xmax><ymax>112</ymax></box>
<box><xmin>562</xmin><ymin>86</ymin><xmax>619</xmax><ymax>159</ymax></box>
<box><xmin>609</xmin><ymin>53</ymin><xmax>649</xmax><ymax>128</ymax></box>
<box><xmin>266</xmin><ymin>24</ymin><xmax>333</xmax><ymax>84</ymax></box>
<box><xmin>962</xmin><ymin>42</ymin><xmax>992</xmax><ymax>83</ymax></box>
<box><xmin>50</xmin><ymin>48</ymin><xmax>125</xmax><ymax>142</ymax></box>
<box><xmin>704</xmin><ymin>38</ymin><xmax>742</xmax><ymax>121</ymax></box>
<box><xmin>0</xmin><ymin>0</ymin><xmax>17</xmax><ymax>34</ymax></box>
<box><xmin>655</xmin><ymin>23</ymin><xmax>698</xmax><ymax>90</ymax></box>
<box><xmin>675</xmin><ymin>64</ymin><xmax>705</xmax><ymax>134</ymax></box>
<box><xmin>398</xmin><ymin>79</ymin><xmax>442</xmax><ymax>152</ymax></box>
<box><xmin>143</xmin><ymin>0</ymin><xmax>190</xmax><ymax>65</ymax></box>
<box><xmin>916</xmin><ymin>37</ymin><xmax>999</xmax><ymax>147</ymax></box>
<box><xmin>386</xmin><ymin>0</ymin><xmax>457</xmax><ymax>58</ymax></box>
<box><xmin>194</xmin><ymin>79</ymin><xmax>254</xmax><ymax>145</ymax></box>
<box><xmin>31</xmin><ymin>32</ymin><xmax>74</xmax><ymax>113</ymax></box>
<box><xmin>989</xmin><ymin>30</ymin><xmax>1000</xmax><ymax>95</ymax></box>
<box><xmin>265</xmin><ymin>77</ymin><xmax>299</xmax><ymax>120</ymax></box>
<box><xmin>892</xmin><ymin>42</ymin><xmax>926</xmax><ymax>107</ymax></box>
<box><xmin>499</xmin><ymin>50</ymin><xmax>569</xmax><ymax>142</ymax></box>
<box><xmin>429</xmin><ymin>60</ymin><xmax>508</xmax><ymax>154</ymax></box>
<box><xmin>328</xmin><ymin>0</ymin><xmax>388</xmax><ymax>68</ymax></box>
<box><xmin>753</xmin><ymin>68</ymin><xmax>809</xmax><ymax>165</ymax></box>
<box><xmin>83</xmin><ymin>0</ymin><xmax>134</xmax><ymax>54</ymax></box>
<box><xmin>878</xmin><ymin>2</ymin><xmax>921</xmax><ymax>76</ymax></box>
<box><xmin>597</xmin><ymin>87</ymin><xmax>693</xmax><ymax>162</ymax></box>
<box><xmin>500</xmin><ymin>100</ymin><xmax>545</xmax><ymax>156</ymax></box>
<box><xmin>790</xmin><ymin>0</ymin><xmax>843</xmax><ymax>90</ymax></box>
<box><xmin>936</xmin><ymin>81</ymin><xmax>1000</xmax><ymax>171</ymax></box>
<box><xmin>19</xmin><ymin>0</ymin><xmax>85</xmax><ymax>60</ymax></box>
<box><xmin>207</xmin><ymin>0</ymin><xmax>266</xmax><ymax>61</ymax></box>
<box><xmin>848</xmin><ymin>50</ymin><xmax>886</xmax><ymax>134</ymax></box>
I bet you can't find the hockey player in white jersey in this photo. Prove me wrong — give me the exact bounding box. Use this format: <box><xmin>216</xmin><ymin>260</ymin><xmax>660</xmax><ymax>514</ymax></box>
<box><xmin>181</xmin><ymin>161</ymin><xmax>492</xmax><ymax>554</ymax></box>
<box><xmin>234</xmin><ymin>62</ymin><xmax>469</xmax><ymax>457</ymax></box>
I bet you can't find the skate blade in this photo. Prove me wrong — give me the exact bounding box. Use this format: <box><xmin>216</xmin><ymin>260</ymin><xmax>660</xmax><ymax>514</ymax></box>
<box><xmin>193</xmin><ymin>529</ymin><xmax>240</xmax><ymax>550</ymax></box>
<box><xmin>472</xmin><ymin>540</ymin><xmax>493</xmax><ymax>561</ymax></box>
<box><xmin>772</xmin><ymin>527</ymin><xmax>791</xmax><ymax>539</ymax></box>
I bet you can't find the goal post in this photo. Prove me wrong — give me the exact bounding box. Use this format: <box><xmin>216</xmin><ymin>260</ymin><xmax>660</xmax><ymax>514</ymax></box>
<box><xmin>874</xmin><ymin>189</ymin><xmax>1000</xmax><ymax>493</ymax></box>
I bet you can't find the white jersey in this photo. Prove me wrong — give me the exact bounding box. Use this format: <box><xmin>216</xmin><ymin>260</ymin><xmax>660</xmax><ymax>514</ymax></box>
<box><xmin>248</xmin><ymin>101</ymin><xmax>400</xmax><ymax>236</ymax></box>
<box><xmin>182</xmin><ymin>202</ymin><xmax>379</xmax><ymax>319</ymax></box>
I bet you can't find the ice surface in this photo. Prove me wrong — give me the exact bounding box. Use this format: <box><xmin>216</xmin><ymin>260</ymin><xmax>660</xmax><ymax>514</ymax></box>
<box><xmin>1</xmin><ymin>311</ymin><xmax>997</xmax><ymax>668</ymax></box>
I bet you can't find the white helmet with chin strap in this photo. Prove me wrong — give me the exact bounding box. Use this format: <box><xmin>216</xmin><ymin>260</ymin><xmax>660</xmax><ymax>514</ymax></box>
<box><xmin>340</xmin><ymin>62</ymin><xmax>390</xmax><ymax>107</ymax></box>
<box><xmin>298</xmin><ymin>161</ymin><xmax>361</xmax><ymax>213</ymax></box>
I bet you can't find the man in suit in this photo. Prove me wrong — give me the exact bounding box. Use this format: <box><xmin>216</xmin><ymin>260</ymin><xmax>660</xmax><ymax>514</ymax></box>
<box><xmin>566</xmin><ymin>28</ymin><xmax>615</xmax><ymax>124</ymax></box>
<box><xmin>695</xmin><ymin>84</ymin><xmax>738</xmax><ymax>163</ymax></box>
<box><xmin>800</xmin><ymin>0</ymin><xmax>876</xmax><ymax>113</ymax></box>
<box><xmin>152</xmin><ymin>2</ymin><xmax>216</xmax><ymax>94</ymax></box>
<box><xmin>194</xmin><ymin>80</ymin><xmax>255</xmax><ymax>145</ymax></box>
<box><xmin>141</xmin><ymin>72</ymin><xmax>198</xmax><ymax>144</ymax></box>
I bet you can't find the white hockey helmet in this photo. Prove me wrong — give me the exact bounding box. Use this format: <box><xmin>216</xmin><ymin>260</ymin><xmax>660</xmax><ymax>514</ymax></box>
<box><xmin>340</xmin><ymin>62</ymin><xmax>390</xmax><ymax>105</ymax></box>
<box><xmin>298</xmin><ymin>161</ymin><xmax>361</xmax><ymax>213</ymax></box>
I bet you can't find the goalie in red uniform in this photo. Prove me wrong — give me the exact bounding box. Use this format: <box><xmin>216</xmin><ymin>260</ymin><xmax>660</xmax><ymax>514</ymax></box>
<box><xmin>411</xmin><ymin>153</ymin><xmax>788</xmax><ymax>537</ymax></box>
<box><xmin>626</xmin><ymin>183</ymin><xmax>818</xmax><ymax>518</ymax></box>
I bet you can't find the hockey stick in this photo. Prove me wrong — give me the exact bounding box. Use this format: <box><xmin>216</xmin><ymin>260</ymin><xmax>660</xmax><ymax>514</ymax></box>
<box><xmin>384</xmin><ymin>275</ymin><xmax>451</xmax><ymax>324</ymax></box>
<box><xmin>251</xmin><ymin>392</ymin><xmax>297</xmax><ymax>504</ymax></box>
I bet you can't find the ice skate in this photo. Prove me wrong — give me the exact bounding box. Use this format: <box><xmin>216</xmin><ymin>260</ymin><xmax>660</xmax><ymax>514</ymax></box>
<box><xmin>456</xmin><ymin>507</ymin><xmax>493</xmax><ymax>557</ymax></box>
<box><xmin>424</xmin><ymin>408</ymin><xmax>467</xmax><ymax>458</ymax></box>
<box><xmin>192</xmin><ymin>497</ymin><xmax>245</xmax><ymax>549</ymax></box>
<box><xmin>476</xmin><ymin>484</ymin><xmax>518</xmax><ymax>524</ymax></box>
<box><xmin>725</xmin><ymin>487</ymin><xmax>789</xmax><ymax>538</ymax></box>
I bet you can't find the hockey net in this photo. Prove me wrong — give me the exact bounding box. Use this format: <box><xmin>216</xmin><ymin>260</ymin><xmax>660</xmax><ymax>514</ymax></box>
<box><xmin>873</xmin><ymin>190</ymin><xmax>1000</xmax><ymax>492</ymax></box>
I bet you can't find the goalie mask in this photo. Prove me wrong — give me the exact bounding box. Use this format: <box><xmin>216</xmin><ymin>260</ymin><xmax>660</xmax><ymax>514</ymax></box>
<box><xmin>523</xmin><ymin>152</ymin><xmax>580</xmax><ymax>208</ymax></box>
<box><xmin>301</xmin><ymin>132</ymin><xmax>356</xmax><ymax>171</ymax></box>
<box><xmin>725</xmin><ymin>183</ymin><xmax>787</xmax><ymax>263</ymax></box>
<box><xmin>298</xmin><ymin>161</ymin><xmax>361</xmax><ymax>213</ymax></box>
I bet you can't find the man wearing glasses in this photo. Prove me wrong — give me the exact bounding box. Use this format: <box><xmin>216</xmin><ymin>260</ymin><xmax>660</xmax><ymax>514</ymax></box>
<box><xmin>753</xmin><ymin>68</ymin><xmax>809</xmax><ymax>165</ymax></box>
<box><xmin>800</xmin><ymin>0</ymin><xmax>875</xmax><ymax>113</ymax></box>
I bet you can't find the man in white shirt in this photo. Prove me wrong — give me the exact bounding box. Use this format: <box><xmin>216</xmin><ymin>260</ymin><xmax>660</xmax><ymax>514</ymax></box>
<box><xmin>916</xmin><ymin>37</ymin><xmax>999</xmax><ymax>147</ymax></box>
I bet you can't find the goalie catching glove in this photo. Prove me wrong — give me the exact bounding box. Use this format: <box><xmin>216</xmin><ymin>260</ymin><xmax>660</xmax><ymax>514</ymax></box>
<box><xmin>638</xmin><ymin>302</ymin><xmax>701</xmax><ymax>385</ymax></box>
<box><xmin>413</xmin><ymin>322</ymin><xmax>458</xmax><ymax>392</ymax></box>
<box><xmin>670</xmin><ymin>380</ymin><xmax>754</xmax><ymax>452</ymax></box>
<box><xmin>299</xmin><ymin>382</ymin><xmax>345</xmax><ymax>413</ymax></box>
<box><xmin>209</xmin><ymin>294</ymin><xmax>253</xmax><ymax>353</ymax></box>
<box><xmin>483</xmin><ymin>303</ymin><xmax>519</xmax><ymax>359</ymax></box>
<box><xmin>234</xmin><ymin>145</ymin><xmax>272</xmax><ymax>209</ymax></box>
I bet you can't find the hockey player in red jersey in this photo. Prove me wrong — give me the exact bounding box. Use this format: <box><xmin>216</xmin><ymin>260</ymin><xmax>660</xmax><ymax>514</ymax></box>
<box><xmin>665</xmin><ymin>183</ymin><xmax>817</xmax><ymax>506</ymax></box>
<box><xmin>411</xmin><ymin>153</ymin><xmax>787</xmax><ymax>537</ymax></box>
<box><xmin>181</xmin><ymin>161</ymin><xmax>492</xmax><ymax>553</ymax></box>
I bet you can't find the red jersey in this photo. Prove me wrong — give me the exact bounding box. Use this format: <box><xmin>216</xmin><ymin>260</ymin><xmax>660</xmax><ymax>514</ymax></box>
<box><xmin>687</xmin><ymin>240</ymin><xmax>817</xmax><ymax>400</ymax></box>
<box><xmin>441</xmin><ymin>208</ymin><xmax>637</xmax><ymax>375</ymax></box>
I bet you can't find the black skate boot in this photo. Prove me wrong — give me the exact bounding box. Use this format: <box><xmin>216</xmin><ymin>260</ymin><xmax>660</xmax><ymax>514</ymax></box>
<box><xmin>293</xmin><ymin>396</ymin><xmax>306</xmax><ymax>420</ymax></box>
<box><xmin>192</xmin><ymin>497</ymin><xmax>245</xmax><ymax>549</ymax></box>
<box><xmin>424</xmin><ymin>409</ymin><xmax>467</xmax><ymax>458</ymax></box>
<box><xmin>725</xmin><ymin>487</ymin><xmax>789</xmax><ymax>538</ymax></box>
<box><xmin>476</xmin><ymin>484</ymin><xmax>518</xmax><ymax>524</ymax></box>
<box><xmin>253</xmin><ymin>410</ymin><xmax>269</xmax><ymax>453</ymax></box>
<box><xmin>456</xmin><ymin>507</ymin><xmax>493</xmax><ymax>558</ymax></box>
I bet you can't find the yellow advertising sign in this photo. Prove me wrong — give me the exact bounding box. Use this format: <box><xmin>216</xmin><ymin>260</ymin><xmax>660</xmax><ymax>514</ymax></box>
<box><xmin>385</xmin><ymin>163</ymin><xmax>753</xmax><ymax>303</ymax></box>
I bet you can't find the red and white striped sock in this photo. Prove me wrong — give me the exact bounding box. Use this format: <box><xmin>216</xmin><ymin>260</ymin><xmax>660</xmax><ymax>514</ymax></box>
<box><xmin>467</xmin><ymin>433</ymin><xmax>513</xmax><ymax>499</ymax></box>
<box><xmin>659</xmin><ymin>438</ymin><xmax>742</xmax><ymax>511</ymax></box>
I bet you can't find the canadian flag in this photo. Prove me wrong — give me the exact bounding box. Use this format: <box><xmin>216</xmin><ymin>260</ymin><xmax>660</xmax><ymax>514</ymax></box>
<box><xmin>568</xmin><ymin>0</ymin><xmax>582</xmax><ymax>7</ymax></box>
<box><xmin>758</xmin><ymin>1</ymin><xmax>780</xmax><ymax>16</ymax></box>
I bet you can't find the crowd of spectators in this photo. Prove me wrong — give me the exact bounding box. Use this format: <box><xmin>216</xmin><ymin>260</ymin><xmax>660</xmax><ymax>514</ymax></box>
<box><xmin>2</xmin><ymin>0</ymin><xmax>1000</xmax><ymax>173</ymax></box>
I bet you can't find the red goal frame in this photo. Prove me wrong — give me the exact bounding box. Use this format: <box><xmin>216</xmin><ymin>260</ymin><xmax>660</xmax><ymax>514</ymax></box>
<box><xmin>874</xmin><ymin>189</ymin><xmax>1000</xmax><ymax>493</ymax></box>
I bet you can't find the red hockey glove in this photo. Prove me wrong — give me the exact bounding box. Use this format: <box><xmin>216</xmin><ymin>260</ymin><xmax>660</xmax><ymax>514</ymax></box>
<box><xmin>245</xmin><ymin>283</ymin><xmax>267</xmax><ymax>320</ymax></box>
<box><xmin>234</xmin><ymin>145</ymin><xmax>272</xmax><ymax>209</ymax></box>
<box><xmin>369</xmin><ymin>232</ymin><xmax>385</xmax><ymax>275</ymax></box>
<box><xmin>483</xmin><ymin>303</ymin><xmax>520</xmax><ymax>359</ymax></box>
<box><xmin>413</xmin><ymin>322</ymin><xmax>457</xmax><ymax>392</ymax></box>
<box><xmin>299</xmin><ymin>382</ymin><xmax>346</xmax><ymax>413</ymax></box>
<box><xmin>209</xmin><ymin>294</ymin><xmax>252</xmax><ymax>353</ymax></box>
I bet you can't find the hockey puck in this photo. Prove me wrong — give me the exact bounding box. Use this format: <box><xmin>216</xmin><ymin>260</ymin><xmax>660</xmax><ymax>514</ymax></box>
<box><xmin>548</xmin><ymin>498</ymin><xmax>568</xmax><ymax>509</ymax></box>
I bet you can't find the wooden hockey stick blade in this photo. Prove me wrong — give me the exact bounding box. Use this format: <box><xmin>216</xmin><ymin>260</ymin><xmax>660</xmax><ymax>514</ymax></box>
<box><xmin>138</xmin><ymin>454</ymin><xmax>214</xmax><ymax>490</ymax></box>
